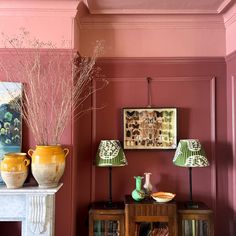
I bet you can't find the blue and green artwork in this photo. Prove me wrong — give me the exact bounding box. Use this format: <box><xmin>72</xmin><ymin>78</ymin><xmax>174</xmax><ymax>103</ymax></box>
<box><xmin>0</xmin><ymin>82</ymin><xmax>22</xmax><ymax>184</ymax></box>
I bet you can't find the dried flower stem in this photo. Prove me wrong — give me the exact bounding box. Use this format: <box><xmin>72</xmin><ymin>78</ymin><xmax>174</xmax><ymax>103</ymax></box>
<box><xmin>0</xmin><ymin>29</ymin><xmax>107</xmax><ymax>145</ymax></box>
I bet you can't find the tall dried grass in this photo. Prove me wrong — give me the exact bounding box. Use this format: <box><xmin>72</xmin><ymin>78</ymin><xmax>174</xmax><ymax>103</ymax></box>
<box><xmin>0</xmin><ymin>29</ymin><xmax>107</xmax><ymax>145</ymax></box>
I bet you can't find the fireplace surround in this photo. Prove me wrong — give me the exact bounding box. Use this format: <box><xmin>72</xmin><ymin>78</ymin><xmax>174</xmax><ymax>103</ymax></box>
<box><xmin>0</xmin><ymin>183</ymin><xmax>62</xmax><ymax>236</ymax></box>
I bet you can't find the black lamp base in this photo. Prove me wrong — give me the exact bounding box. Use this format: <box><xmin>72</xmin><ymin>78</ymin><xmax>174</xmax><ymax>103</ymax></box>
<box><xmin>187</xmin><ymin>167</ymin><xmax>199</xmax><ymax>209</ymax></box>
<box><xmin>103</xmin><ymin>201</ymin><xmax>121</xmax><ymax>209</ymax></box>
<box><xmin>186</xmin><ymin>201</ymin><xmax>199</xmax><ymax>209</ymax></box>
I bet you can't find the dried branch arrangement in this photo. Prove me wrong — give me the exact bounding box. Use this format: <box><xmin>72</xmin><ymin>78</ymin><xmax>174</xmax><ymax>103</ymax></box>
<box><xmin>0</xmin><ymin>29</ymin><xmax>107</xmax><ymax>145</ymax></box>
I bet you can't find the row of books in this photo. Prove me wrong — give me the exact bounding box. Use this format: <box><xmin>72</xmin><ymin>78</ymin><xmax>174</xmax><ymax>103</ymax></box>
<box><xmin>93</xmin><ymin>219</ymin><xmax>208</xmax><ymax>236</ymax></box>
<box><xmin>93</xmin><ymin>220</ymin><xmax>120</xmax><ymax>236</ymax></box>
<box><xmin>182</xmin><ymin>220</ymin><xmax>208</xmax><ymax>236</ymax></box>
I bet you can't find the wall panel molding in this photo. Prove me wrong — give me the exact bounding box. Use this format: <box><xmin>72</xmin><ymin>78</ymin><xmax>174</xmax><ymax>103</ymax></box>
<box><xmin>91</xmin><ymin>81</ymin><xmax>97</xmax><ymax>202</ymax></box>
<box><xmin>101</xmin><ymin>75</ymin><xmax>217</xmax><ymax>208</ymax></box>
<box><xmin>231</xmin><ymin>75</ymin><xmax>236</xmax><ymax>235</ymax></box>
<box><xmin>109</xmin><ymin>76</ymin><xmax>216</xmax><ymax>82</ymax></box>
<box><xmin>98</xmin><ymin>57</ymin><xmax>226</xmax><ymax>64</ymax></box>
<box><xmin>210</xmin><ymin>77</ymin><xmax>217</xmax><ymax>216</ymax></box>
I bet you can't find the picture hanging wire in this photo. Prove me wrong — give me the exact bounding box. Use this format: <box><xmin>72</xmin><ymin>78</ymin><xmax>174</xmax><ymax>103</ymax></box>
<box><xmin>147</xmin><ymin>77</ymin><xmax>152</xmax><ymax>107</ymax></box>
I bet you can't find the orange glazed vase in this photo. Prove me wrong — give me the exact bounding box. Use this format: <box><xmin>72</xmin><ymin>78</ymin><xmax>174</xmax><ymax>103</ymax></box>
<box><xmin>0</xmin><ymin>153</ymin><xmax>30</xmax><ymax>189</ymax></box>
<box><xmin>28</xmin><ymin>145</ymin><xmax>69</xmax><ymax>188</ymax></box>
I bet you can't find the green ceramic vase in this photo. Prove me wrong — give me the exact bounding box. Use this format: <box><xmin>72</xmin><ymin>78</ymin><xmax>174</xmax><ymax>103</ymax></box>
<box><xmin>131</xmin><ymin>176</ymin><xmax>145</xmax><ymax>201</ymax></box>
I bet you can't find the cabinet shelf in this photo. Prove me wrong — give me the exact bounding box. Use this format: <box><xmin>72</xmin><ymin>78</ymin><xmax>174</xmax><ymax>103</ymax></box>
<box><xmin>124</xmin><ymin>195</ymin><xmax>177</xmax><ymax>236</ymax></box>
<box><xmin>178</xmin><ymin>202</ymin><xmax>214</xmax><ymax>236</ymax></box>
<box><xmin>89</xmin><ymin>202</ymin><xmax>125</xmax><ymax>236</ymax></box>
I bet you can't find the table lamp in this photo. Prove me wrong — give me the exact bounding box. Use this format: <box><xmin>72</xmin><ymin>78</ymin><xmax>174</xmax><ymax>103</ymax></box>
<box><xmin>173</xmin><ymin>139</ymin><xmax>209</xmax><ymax>208</ymax></box>
<box><xmin>95</xmin><ymin>140</ymin><xmax>128</xmax><ymax>206</ymax></box>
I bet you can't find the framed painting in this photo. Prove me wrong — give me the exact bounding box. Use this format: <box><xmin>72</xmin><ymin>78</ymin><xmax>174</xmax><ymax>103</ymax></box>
<box><xmin>123</xmin><ymin>108</ymin><xmax>177</xmax><ymax>150</ymax></box>
<box><xmin>0</xmin><ymin>82</ymin><xmax>22</xmax><ymax>184</ymax></box>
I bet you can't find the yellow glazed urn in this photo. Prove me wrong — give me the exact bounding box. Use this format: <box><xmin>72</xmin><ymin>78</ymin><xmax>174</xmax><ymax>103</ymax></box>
<box><xmin>28</xmin><ymin>145</ymin><xmax>69</xmax><ymax>188</ymax></box>
<box><xmin>0</xmin><ymin>152</ymin><xmax>30</xmax><ymax>189</ymax></box>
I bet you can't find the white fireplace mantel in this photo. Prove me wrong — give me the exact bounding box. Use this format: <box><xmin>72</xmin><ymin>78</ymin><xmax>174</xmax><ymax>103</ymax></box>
<box><xmin>0</xmin><ymin>183</ymin><xmax>62</xmax><ymax>236</ymax></box>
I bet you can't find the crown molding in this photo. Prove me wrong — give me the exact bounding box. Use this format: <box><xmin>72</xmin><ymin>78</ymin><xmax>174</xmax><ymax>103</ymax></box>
<box><xmin>0</xmin><ymin>1</ymin><xmax>79</xmax><ymax>17</ymax></box>
<box><xmin>224</xmin><ymin>12</ymin><xmax>236</xmax><ymax>26</ymax></box>
<box><xmin>78</xmin><ymin>14</ymin><xmax>225</xmax><ymax>30</ymax></box>
<box><xmin>217</xmin><ymin>0</ymin><xmax>233</xmax><ymax>13</ymax></box>
<box><xmin>89</xmin><ymin>9</ymin><xmax>218</xmax><ymax>15</ymax></box>
<box><xmin>87</xmin><ymin>0</ymin><xmax>233</xmax><ymax>15</ymax></box>
<box><xmin>223</xmin><ymin>2</ymin><xmax>236</xmax><ymax>27</ymax></box>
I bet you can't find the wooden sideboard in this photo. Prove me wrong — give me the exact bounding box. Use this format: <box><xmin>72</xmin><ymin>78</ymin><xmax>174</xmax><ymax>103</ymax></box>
<box><xmin>88</xmin><ymin>197</ymin><xmax>214</xmax><ymax>236</ymax></box>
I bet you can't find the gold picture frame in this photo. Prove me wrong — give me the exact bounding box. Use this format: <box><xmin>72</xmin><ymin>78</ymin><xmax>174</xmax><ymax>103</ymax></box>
<box><xmin>123</xmin><ymin>108</ymin><xmax>177</xmax><ymax>149</ymax></box>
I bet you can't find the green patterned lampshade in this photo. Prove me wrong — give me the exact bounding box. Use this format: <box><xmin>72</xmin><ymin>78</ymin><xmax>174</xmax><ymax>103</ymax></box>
<box><xmin>96</xmin><ymin>140</ymin><xmax>128</xmax><ymax>167</ymax></box>
<box><xmin>173</xmin><ymin>139</ymin><xmax>209</xmax><ymax>167</ymax></box>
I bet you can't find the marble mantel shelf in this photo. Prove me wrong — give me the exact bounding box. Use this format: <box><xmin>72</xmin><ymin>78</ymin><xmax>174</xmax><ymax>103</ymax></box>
<box><xmin>0</xmin><ymin>183</ymin><xmax>63</xmax><ymax>236</ymax></box>
<box><xmin>0</xmin><ymin>183</ymin><xmax>62</xmax><ymax>194</ymax></box>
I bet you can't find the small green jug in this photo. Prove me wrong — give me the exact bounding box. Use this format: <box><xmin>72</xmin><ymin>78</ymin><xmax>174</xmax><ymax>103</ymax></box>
<box><xmin>131</xmin><ymin>176</ymin><xmax>145</xmax><ymax>201</ymax></box>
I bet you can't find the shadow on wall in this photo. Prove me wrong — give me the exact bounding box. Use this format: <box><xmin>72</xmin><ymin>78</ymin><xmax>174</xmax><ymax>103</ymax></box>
<box><xmin>76</xmin><ymin>205</ymin><xmax>89</xmax><ymax>236</ymax></box>
<box><xmin>155</xmin><ymin>173</ymin><xmax>178</xmax><ymax>194</ymax></box>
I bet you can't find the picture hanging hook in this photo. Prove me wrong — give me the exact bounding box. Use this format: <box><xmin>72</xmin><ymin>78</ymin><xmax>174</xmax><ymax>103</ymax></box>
<box><xmin>147</xmin><ymin>77</ymin><xmax>152</xmax><ymax>108</ymax></box>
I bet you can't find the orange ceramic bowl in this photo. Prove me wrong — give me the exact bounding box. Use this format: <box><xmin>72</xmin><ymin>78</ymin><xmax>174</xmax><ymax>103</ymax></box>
<box><xmin>151</xmin><ymin>192</ymin><xmax>176</xmax><ymax>203</ymax></box>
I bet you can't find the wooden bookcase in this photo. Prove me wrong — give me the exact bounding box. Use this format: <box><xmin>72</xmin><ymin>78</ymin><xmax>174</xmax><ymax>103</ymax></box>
<box><xmin>178</xmin><ymin>202</ymin><xmax>214</xmax><ymax>236</ymax></box>
<box><xmin>89</xmin><ymin>202</ymin><xmax>125</xmax><ymax>236</ymax></box>
<box><xmin>124</xmin><ymin>195</ymin><xmax>177</xmax><ymax>236</ymax></box>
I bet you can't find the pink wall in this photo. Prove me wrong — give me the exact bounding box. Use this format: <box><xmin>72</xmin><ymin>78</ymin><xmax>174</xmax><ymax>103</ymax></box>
<box><xmin>0</xmin><ymin>53</ymin><xmax>231</xmax><ymax>236</ymax></box>
<box><xmin>0</xmin><ymin>51</ymin><xmax>75</xmax><ymax>236</ymax></box>
<box><xmin>0</xmin><ymin>1</ymin><xmax>234</xmax><ymax>236</ymax></box>
<box><xmin>224</xmin><ymin>3</ymin><xmax>236</xmax><ymax>55</ymax></box>
<box><xmin>0</xmin><ymin>1</ymin><xmax>78</xmax><ymax>49</ymax></box>
<box><xmin>0</xmin><ymin>2</ymin><xmax>79</xmax><ymax>233</ymax></box>
<box><xmin>75</xmin><ymin>57</ymin><xmax>229</xmax><ymax>235</ymax></box>
<box><xmin>226</xmin><ymin>51</ymin><xmax>236</xmax><ymax>236</ymax></box>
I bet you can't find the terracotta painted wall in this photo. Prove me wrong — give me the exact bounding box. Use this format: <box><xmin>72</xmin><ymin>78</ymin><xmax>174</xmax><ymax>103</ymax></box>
<box><xmin>0</xmin><ymin>1</ymin><xmax>234</xmax><ymax>236</ymax></box>
<box><xmin>0</xmin><ymin>51</ymin><xmax>75</xmax><ymax>236</ymax></box>
<box><xmin>0</xmin><ymin>2</ymin><xmax>79</xmax><ymax>235</ymax></box>
<box><xmin>226</xmin><ymin>51</ymin><xmax>236</xmax><ymax>236</ymax></box>
<box><xmin>75</xmin><ymin>57</ymin><xmax>229</xmax><ymax>235</ymax></box>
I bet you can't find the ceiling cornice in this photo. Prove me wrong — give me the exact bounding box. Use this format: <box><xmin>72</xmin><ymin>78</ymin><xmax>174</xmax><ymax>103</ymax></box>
<box><xmin>217</xmin><ymin>0</ymin><xmax>232</xmax><ymax>13</ymax></box>
<box><xmin>0</xmin><ymin>1</ymin><xmax>79</xmax><ymax>17</ymax></box>
<box><xmin>78</xmin><ymin>14</ymin><xmax>225</xmax><ymax>30</ymax></box>
<box><xmin>224</xmin><ymin>12</ymin><xmax>236</xmax><ymax>26</ymax></box>
<box><xmin>223</xmin><ymin>2</ymin><xmax>236</xmax><ymax>26</ymax></box>
<box><xmin>87</xmin><ymin>0</ymin><xmax>233</xmax><ymax>15</ymax></box>
<box><xmin>89</xmin><ymin>9</ymin><xmax>218</xmax><ymax>15</ymax></box>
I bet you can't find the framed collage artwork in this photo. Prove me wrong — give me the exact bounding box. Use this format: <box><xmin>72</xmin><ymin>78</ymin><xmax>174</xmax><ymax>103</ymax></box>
<box><xmin>0</xmin><ymin>82</ymin><xmax>22</xmax><ymax>184</ymax></box>
<box><xmin>123</xmin><ymin>108</ymin><xmax>177</xmax><ymax>150</ymax></box>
